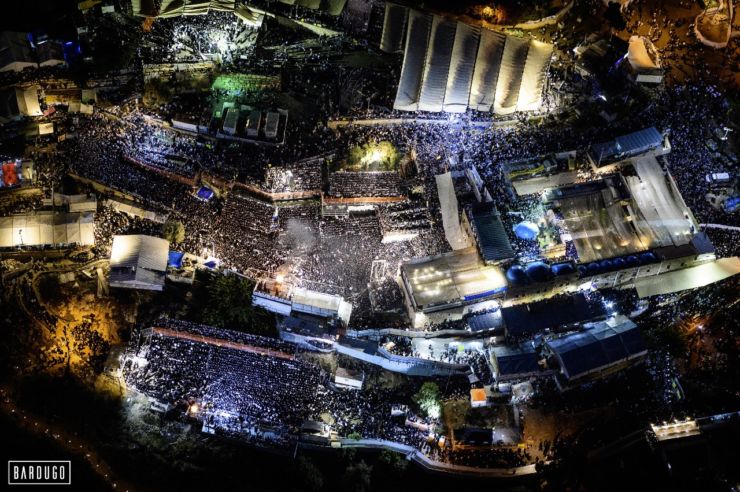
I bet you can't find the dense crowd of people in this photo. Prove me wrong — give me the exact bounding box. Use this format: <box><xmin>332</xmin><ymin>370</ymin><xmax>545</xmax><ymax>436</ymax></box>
<box><xmin>1</xmin><ymin>3</ymin><xmax>738</xmax><ymax>478</ymax></box>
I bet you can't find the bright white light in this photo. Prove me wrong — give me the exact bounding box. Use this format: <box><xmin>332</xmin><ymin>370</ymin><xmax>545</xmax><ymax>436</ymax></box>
<box><xmin>361</xmin><ymin>149</ymin><xmax>384</xmax><ymax>165</ymax></box>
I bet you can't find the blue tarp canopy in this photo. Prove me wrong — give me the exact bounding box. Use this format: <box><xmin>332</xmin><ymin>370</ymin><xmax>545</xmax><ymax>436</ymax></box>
<box><xmin>168</xmin><ymin>251</ymin><xmax>184</xmax><ymax>268</ymax></box>
<box><xmin>551</xmin><ymin>262</ymin><xmax>576</xmax><ymax>276</ymax></box>
<box><xmin>525</xmin><ymin>261</ymin><xmax>552</xmax><ymax>282</ymax></box>
<box><xmin>196</xmin><ymin>186</ymin><xmax>215</xmax><ymax>201</ymax></box>
<box><xmin>467</xmin><ymin>311</ymin><xmax>500</xmax><ymax>333</ymax></box>
<box><xmin>513</xmin><ymin>221</ymin><xmax>539</xmax><ymax>240</ymax></box>
<box><xmin>725</xmin><ymin>197</ymin><xmax>740</xmax><ymax>212</ymax></box>
<box><xmin>506</xmin><ymin>265</ymin><xmax>528</xmax><ymax>284</ymax></box>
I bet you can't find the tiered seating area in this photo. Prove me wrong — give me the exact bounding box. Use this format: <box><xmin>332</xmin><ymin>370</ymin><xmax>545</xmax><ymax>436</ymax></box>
<box><xmin>124</xmin><ymin>320</ymin><xmax>321</xmax><ymax>429</ymax></box>
<box><xmin>126</xmin><ymin>334</ymin><xmax>212</xmax><ymax>404</ymax></box>
<box><xmin>328</xmin><ymin>171</ymin><xmax>402</xmax><ymax>198</ymax></box>
<box><xmin>264</xmin><ymin>160</ymin><xmax>323</xmax><ymax>193</ymax></box>
<box><xmin>378</xmin><ymin>201</ymin><xmax>430</xmax><ymax>232</ymax></box>
<box><xmin>319</xmin><ymin>215</ymin><xmax>381</xmax><ymax>237</ymax></box>
<box><xmin>204</xmin><ymin>347</ymin><xmax>319</xmax><ymax>426</ymax></box>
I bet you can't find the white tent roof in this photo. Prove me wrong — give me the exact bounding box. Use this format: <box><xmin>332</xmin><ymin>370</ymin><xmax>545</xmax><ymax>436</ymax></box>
<box><xmin>15</xmin><ymin>87</ymin><xmax>42</xmax><ymax>117</ymax></box>
<box><xmin>380</xmin><ymin>2</ymin><xmax>408</xmax><ymax>53</ymax></box>
<box><xmin>393</xmin><ymin>10</ymin><xmax>432</xmax><ymax>111</ymax></box>
<box><xmin>435</xmin><ymin>172</ymin><xmax>471</xmax><ymax>250</ymax></box>
<box><xmin>131</xmin><ymin>0</ymin><xmax>234</xmax><ymax>17</ymax></box>
<box><xmin>469</xmin><ymin>29</ymin><xmax>506</xmax><ymax>112</ymax></box>
<box><xmin>628</xmin><ymin>35</ymin><xmax>661</xmax><ymax>70</ymax></box>
<box><xmin>388</xmin><ymin>11</ymin><xmax>552</xmax><ymax>114</ymax></box>
<box><xmin>443</xmin><ymin>23</ymin><xmax>480</xmax><ymax>113</ymax></box>
<box><xmin>0</xmin><ymin>212</ymin><xmax>94</xmax><ymax>248</ymax></box>
<box><xmin>493</xmin><ymin>35</ymin><xmax>529</xmax><ymax>115</ymax></box>
<box><xmin>417</xmin><ymin>16</ymin><xmax>457</xmax><ymax>112</ymax></box>
<box><xmin>290</xmin><ymin>286</ymin><xmax>353</xmax><ymax>324</ymax></box>
<box><xmin>516</xmin><ymin>40</ymin><xmax>553</xmax><ymax>112</ymax></box>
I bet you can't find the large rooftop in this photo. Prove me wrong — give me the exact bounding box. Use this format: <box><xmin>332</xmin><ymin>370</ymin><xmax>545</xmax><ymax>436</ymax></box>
<box><xmin>401</xmin><ymin>247</ymin><xmax>507</xmax><ymax>310</ymax></box>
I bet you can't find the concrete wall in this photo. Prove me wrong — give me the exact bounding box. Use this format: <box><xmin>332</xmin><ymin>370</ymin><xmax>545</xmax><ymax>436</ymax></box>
<box><xmin>340</xmin><ymin>438</ymin><xmax>540</xmax><ymax>477</ymax></box>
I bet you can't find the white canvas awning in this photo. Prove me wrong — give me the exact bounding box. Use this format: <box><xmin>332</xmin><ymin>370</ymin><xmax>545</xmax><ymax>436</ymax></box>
<box><xmin>443</xmin><ymin>23</ymin><xmax>480</xmax><ymax>113</ymax></box>
<box><xmin>493</xmin><ymin>36</ymin><xmax>529</xmax><ymax>115</ymax></box>
<box><xmin>516</xmin><ymin>40</ymin><xmax>552</xmax><ymax>112</ymax></box>
<box><xmin>393</xmin><ymin>10</ymin><xmax>432</xmax><ymax>111</ymax></box>
<box><xmin>0</xmin><ymin>212</ymin><xmax>94</xmax><ymax>248</ymax></box>
<box><xmin>468</xmin><ymin>29</ymin><xmax>506</xmax><ymax>112</ymax></box>
<box><xmin>16</xmin><ymin>87</ymin><xmax>42</xmax><ymax>116</ymax></box>
<box><xmin>417</xmin><ymin>16</ymin><xmax>456</xmax><ymax>112</ymax></box>
<box><xmin>435</xmin><ymin>172</ymin><xmax>471</xmax><ymax>250</ymax></box>
<box><xmin>628</xmin><ymin>35</ymin><xmax>661</xmax><ymax>70</ymax></box>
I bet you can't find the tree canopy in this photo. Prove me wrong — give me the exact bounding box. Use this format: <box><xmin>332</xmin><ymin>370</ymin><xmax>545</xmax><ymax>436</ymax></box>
<box><xmin>342</xmin><ymin>460</ymin><xmax>373</xmax><ymax>492</ymax></box>
<box><xmin>413</xmin><ymin>381</ymin><xmax>442</xmax><ymax>419</ymax></box>
<box><xmin>344</xmin><ymin>141</ymin><xmax>400</xmax><ymax>172</ymax></box>
<box><xmin>201</xmin><ymin>274</ymin><xmax>276</xmax><ymax>336</ymax></box>
<box><xmin>162</xmin><ymin>220</ymin><xmax>186</xmax><ymax>244</ymax></box>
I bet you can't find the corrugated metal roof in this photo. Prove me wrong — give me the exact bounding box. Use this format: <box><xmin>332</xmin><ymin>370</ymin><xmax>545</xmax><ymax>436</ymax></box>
<box><xmin>615</xmin><ymin>127</ymin><xmax>663</xmax><ymax>155</ymax></box>
<box><xmin>491</xmin><ymin>344</ymin><xmax>540</xmax><ymax>378</ymax></box>
<box><xmin>111</xmin><ymin>235</ymin><xmax>169</xmax><ymax>271</ymax></box>
<box><xmin>469</xmin><ymin>204</ymin><xmax>514</xmax><ymax>262</ymax></box>
<box><xmin>546</xmin><ymin>317</ymin><xmax>646</xmax><ymax>379</ymax></box>
<box><xmin>110</xmin><ymin>235</ymin><xmax>169</xmax><ymax>290</ymax></box>
<box><xmin>591</xmin><ymin>127</ymin><xmax>663</xmax><ymax>164</ymax></box>
<box><xmin>502</xmin><ymin>293</ymin><xmax>607</xmax><ymax>338</ymax></box>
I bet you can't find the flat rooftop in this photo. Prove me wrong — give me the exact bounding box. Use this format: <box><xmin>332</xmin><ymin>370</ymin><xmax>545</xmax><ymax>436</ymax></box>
<box><xmin>401</xmin><ymin>247</ymin><xmax>507</xmax><ymax>309</ymax></box>
<box><xmin>550</xmin><ymin>156</ymin><xmax>696</xmax><ymax>263</ymax></box>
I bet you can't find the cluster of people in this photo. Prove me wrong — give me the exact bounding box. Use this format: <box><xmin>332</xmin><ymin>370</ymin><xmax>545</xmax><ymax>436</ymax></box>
<box><xmin>141</xmin><ymin>11</ymin><xmax>257</xmax><ymax>64</ymax></box>
<box><xmin>123</xmin><ymin>319</ymin><xmax>320</xmax><ymax>432</ymax></box>
<box><xmin>264</xmin><ymin>159</ymin><xmax>323</xmax><ymax>193</ymax></box>
<box><xmin>327</xmin><ymin>171</ymin><xmax>402</xmax><ymax>198</ymax></box>
<box><xmin>122</xmin><ymin>319</ymin><xmax>445</xmax><ymax>453</ymax></box>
